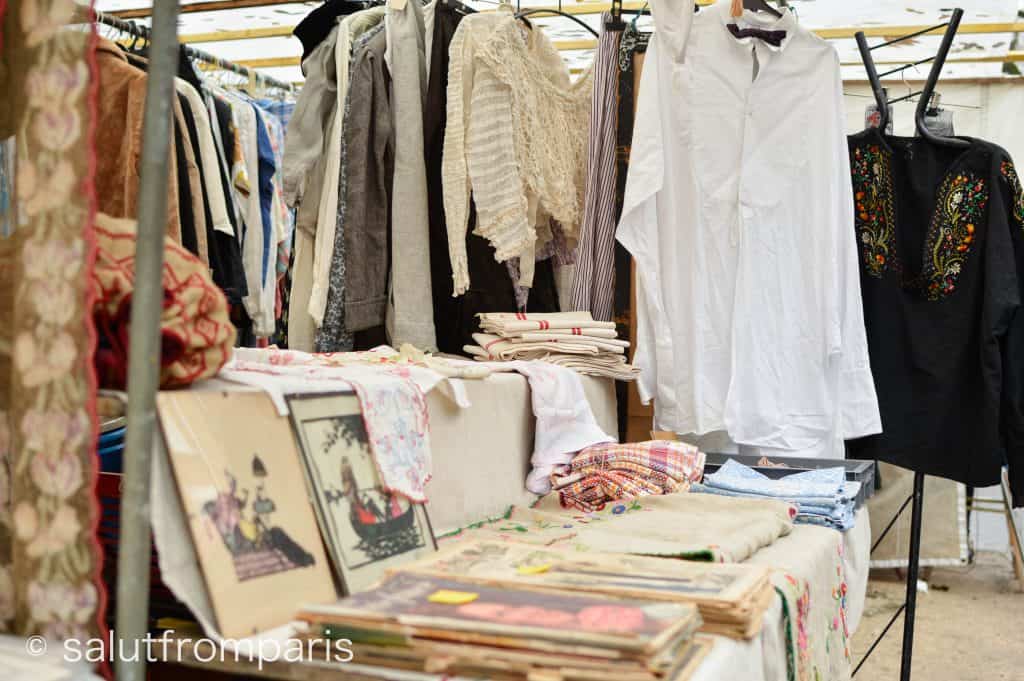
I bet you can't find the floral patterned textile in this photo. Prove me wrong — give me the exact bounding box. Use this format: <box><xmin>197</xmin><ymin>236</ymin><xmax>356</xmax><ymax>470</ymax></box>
<box><xmin>918</xmin><ymin>172</ymin><xmax>988</xmax><ymax>300</ymax></box>
<box><xmin>1001</xmin><ymin>159</ymin><xmax>1024</xmax><ymax>228</ymax></box>
<box><xmin>0</xmin><ymin>0</ymin><xmax>106</xmax><ymax>644</ymax></box>
<box><xmin>92</xmin><ymin>213</ymin><xmax>236</xmax><ymax>389</ymax></box>
<box><xmin>851</xmin><ymin>143</ymin><xmax>896</xmax><ymax>278</ymax></box>
<box><xmin>550</xmin><ymin>440</ymin><xmax>705</xmax><ymax>512</ymax></box>
<box><xmin>850</xmin><ymin>140</ymin><xmax>990</xmax><ymax>300</ymax></box>
<box><xmin>219</xmin><ymin>348</ymin><xmax>433</xmax><ymax>502</ymax></box>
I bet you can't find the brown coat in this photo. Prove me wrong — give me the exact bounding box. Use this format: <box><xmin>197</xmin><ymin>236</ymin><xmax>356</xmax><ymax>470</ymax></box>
<box><xmin>95</xmin><ymin>39</ymin><xmax>181</xmax><ymax>243</ymax></box>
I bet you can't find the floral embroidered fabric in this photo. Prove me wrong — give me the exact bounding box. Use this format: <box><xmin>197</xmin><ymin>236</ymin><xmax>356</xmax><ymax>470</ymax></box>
<box><xmin>0</xmin><ymin>0</ymin><xmax>105</xmax><ymax>643</ymax></box>
<box><xmin>918</xmin><ymin>172</ymin><xmax>988</xmax><ymax>300</ymax></box>
<box><xmin>850</xmin><ymin>137</ymin><xmax>989</xmax><ymax>301</ymax></box>
<box><xmin>851</xmin><ymin>143</ymin><xmax>896</xmax><ymax>277</ymax></box>
<box><xmin>1001</xmin><ymin>159</ymin><xmax>1024</xmax><ymax>228</ymax></box>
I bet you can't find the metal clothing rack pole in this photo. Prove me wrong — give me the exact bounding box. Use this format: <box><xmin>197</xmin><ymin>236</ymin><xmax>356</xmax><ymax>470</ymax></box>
<box><xmin>114</xmin><ymin>1</ymin><xmax>180</xmax><ymax>680</ymax></box>
<box><xmin>92</xmin><ymin>8</ymin><xmax>295</xmax><ymax>92</ymax></box>
<box><xmin>851</xmin><ymin>9</ymin><xmax>964</xmax><ymax>681</ymax></box>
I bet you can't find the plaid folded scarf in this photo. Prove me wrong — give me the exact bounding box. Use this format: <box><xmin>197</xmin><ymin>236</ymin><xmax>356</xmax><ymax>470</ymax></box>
<box><xmin>551</xmin><ymin>441</ymin><xmax>706</xmax><ymax>512</ymax></box>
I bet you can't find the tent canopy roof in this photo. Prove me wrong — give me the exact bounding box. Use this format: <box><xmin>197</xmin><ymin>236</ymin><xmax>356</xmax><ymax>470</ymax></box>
<box><xmin>94</xmin><ymin>0</ymin><xmax>1024</xmax><ymax>86</ymax></box>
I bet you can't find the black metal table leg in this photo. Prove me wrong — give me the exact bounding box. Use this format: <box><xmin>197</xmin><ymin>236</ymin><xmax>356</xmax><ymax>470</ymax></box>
<box><xmin>899</xmin><ymin>471</ymin><xmax>926</xmax><ymax>680</ymax></box>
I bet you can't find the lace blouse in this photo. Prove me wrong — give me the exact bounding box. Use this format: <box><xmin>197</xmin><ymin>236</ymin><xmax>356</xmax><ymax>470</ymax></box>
<box><xmin>442</xmin><ymin>13</ymin><xmax>593</xmax><ymax>296</ymax></box>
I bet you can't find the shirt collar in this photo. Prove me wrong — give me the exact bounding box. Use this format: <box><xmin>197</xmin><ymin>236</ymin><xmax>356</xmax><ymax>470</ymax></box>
<box><xmin>717</xmin><ymin>2</ymin><xmax>797</xmax><ymax>53</ymax></box>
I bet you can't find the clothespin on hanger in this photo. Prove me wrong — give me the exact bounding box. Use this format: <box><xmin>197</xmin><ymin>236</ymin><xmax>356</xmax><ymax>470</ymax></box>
<box><xmin>731</xmin><ymin>0</ymin><xmax>743</xmax><ymax>18</ymax></box>
<box><xmin>607</xmin><ymin>0</ymin><xmax>626</xmax><ymax>30</ymax></box>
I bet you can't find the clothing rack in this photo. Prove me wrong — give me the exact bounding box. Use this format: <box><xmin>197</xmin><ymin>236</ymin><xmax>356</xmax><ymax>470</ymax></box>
<box><xmin>852</xmin><ymin>13</ymin><xmax>965</xmax><ymax>681</ymax></box>
<box><xmin>91</xmin><ymin>8</ymin><xmax>295</xmax><ymax>92</ymax></box>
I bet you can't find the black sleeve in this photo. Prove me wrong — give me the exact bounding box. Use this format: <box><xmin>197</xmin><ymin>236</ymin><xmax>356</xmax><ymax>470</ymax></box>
<box><xmin>995</xmin><ymin>151</ymin><xmax>1024</xmax><ymax>506</ymax></box>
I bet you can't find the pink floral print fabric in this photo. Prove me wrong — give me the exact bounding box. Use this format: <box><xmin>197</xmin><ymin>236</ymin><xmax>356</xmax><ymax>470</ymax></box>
<box><xmin>0</xmin><ymin>0</ymin><xmax>105</xmax><ymax>644</ymax></box>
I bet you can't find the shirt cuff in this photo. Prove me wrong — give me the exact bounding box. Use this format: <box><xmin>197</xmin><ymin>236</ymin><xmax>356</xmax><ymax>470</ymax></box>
<box><xmin>839</xmin><ymin>366</ymin><xmax>883</xmax><ymax>439</ymax></box>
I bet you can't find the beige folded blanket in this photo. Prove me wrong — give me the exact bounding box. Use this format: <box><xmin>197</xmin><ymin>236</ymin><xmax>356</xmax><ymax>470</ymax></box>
<box><xmin>471</xmin><ymin>333</ymin><xmax>622</xmax><ymax>358</ymax></box>
<box><xmin>456</xmin><ymin>491</ymin><xmax>796</xmax><ymax>564</ymax></box>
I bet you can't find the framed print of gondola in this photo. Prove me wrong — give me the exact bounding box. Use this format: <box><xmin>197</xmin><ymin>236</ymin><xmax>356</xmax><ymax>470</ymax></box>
<box><xmin>286</xmin><ymin>391</ymin><xmax>437</xmax><ymax>594</ymax></box>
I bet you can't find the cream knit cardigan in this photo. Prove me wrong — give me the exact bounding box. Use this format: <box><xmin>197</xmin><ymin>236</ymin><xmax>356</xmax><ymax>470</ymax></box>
<box><xmin>442</xmin><ymin>13</ymin><xmax>594</xmax><ymax>296</ymax></box>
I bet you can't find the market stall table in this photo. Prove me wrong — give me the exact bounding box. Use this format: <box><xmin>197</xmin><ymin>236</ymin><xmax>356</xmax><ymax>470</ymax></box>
<box><xmin>148</xmin><ymin>373</ymin><xmax>869</xmax><ymax>681</ymax></box>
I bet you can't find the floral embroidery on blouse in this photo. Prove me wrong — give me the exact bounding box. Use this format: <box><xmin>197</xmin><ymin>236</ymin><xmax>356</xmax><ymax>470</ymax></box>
<box><xmin>851</xmin><ymin>144</ymin><xmax>897</xmax><ymax>277</ymax></box>
<box><xmin>919</xmin><ymin>172</ymin><xmax>988</xmax><ymax>300</ymax></box>
<box><xmin>1001</xmin><ymin>160</ymin><xmax>1024</xmax><ymax>228</ymax></box>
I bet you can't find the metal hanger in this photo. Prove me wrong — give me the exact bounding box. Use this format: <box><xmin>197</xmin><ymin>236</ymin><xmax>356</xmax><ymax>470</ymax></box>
<box><xmin>515</xmin><ymin>7</ymin><xmax>600</xmax><ymax>38</ymax></box>
<box><xmin>855</xmin><ymin>7</ymin><xmax>968</xmax><ymax>149</ymax></box>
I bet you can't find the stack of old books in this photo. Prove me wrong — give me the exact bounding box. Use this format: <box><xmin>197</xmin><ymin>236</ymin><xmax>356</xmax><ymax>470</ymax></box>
<box><xmin>300</xmin><ymin>566</ymin><xmax>711</xmax><ymax>680</ymax></box>
<box><xmin>464</xmin><ymin>311</ymin><xmax>641</xmax><ymax>381</ymax></box>
<box><xmin>396</xmin><ymin>540</ymin><xmax>775</xmax><ymax>640</ymax></box>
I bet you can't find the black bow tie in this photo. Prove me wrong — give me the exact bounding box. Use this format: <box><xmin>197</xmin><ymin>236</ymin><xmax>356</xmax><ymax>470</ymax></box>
<box><xmin>727</xmin><ymin>23</ymin><xmax>787</xmax><ymax>47</ymax></box>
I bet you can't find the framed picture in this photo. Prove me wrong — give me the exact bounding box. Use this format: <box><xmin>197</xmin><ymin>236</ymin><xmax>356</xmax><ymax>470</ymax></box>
<box><xmin>286</xmin><ymin>392</ymin><xmax>437</xmax><ymax>594</ymax></box>
<box><xmin>156</xmin><ymin>391</ymin><xmax>336</xmax><ymax>639</ymax></box>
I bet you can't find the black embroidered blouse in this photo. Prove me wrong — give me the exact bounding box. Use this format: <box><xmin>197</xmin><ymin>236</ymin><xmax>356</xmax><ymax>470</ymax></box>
<box><xmin>845</xmin><ymin>128</ymin><xmax>1024</xmax><ymax>506</ymax></box>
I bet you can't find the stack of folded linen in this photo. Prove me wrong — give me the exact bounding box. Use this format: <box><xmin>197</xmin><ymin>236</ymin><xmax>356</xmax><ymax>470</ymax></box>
<box><xmin>692</xmin><ymin>459</ymin><xmax>860</xmax><ymax>531</ymax></box>
<box><xmin>464</xmin><ymin>311</ymin><xmax>641</xmax><ymax>381</ymax></box>
<box><xmin>551</xmin><ymin>441</ymin><xmax>707</xmax><ymax>512</ymax></box>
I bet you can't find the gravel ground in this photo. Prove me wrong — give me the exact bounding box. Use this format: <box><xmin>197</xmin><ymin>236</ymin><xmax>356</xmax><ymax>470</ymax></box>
<box><xmin>850</xmin><ymin>552</ymin><xmax>1024</xmax><ymax>680</ymax></box>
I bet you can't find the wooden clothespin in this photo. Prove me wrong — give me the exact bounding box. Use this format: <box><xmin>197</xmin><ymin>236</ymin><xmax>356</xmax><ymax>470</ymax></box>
<box><xmin>731</xmin><ymin>0</ymin><xmax>743</xmax><ymax>17</ymax></box>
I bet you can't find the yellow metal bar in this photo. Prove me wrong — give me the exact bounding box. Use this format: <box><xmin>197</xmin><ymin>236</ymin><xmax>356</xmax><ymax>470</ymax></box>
<box><xmin>180</xmin><ymin>14</ymin><xmax>1024</xmax><ymax>45</ymax></box>
<box><xmin>199</xmin><ymin>56</ymin><xmax>299</xmax><ymax>69</ymax></box>
<box><xmin>179</xmin><ymin>26</ymin><xmax>294</xmax><ymax>44</ymax></box>
<box><xmin>818</xmin><ymin>21</ymin><xmax>1024</xmax><ymax>41</ymax></box>
<box><xmin>220</xmin><ymin>49</ymin><xmax>1024</xmax><ymax>75</ymax></box>
<box><xmin>841</xmin><ymin>50</ymin><xmax>1024</xmax><ymax>67</ymax></box>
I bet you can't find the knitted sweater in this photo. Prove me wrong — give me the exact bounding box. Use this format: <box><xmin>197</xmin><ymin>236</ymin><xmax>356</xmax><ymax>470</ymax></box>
<box><xmin>442</xmin><ymin>13</ymin><xmax>593</xmax><ymax>296</ymax></box>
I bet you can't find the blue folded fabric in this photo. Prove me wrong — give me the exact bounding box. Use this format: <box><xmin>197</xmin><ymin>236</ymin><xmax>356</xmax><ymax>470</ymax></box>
<box><xmin>704</xmin><ymin>459</ymin><xmax>857</xmax><ymax>500</ymax></box>
<box><xmin>694</xmin><ymin>459</ymin><xmax>859</xmax><ymax>531</ymax></box>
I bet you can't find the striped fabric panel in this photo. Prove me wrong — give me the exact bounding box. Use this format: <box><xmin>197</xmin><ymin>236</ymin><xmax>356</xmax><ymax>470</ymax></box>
<box><xmin>569</xmin><ymin>20</ymin><xmax>621</xmax><ymax>322</ymax></box>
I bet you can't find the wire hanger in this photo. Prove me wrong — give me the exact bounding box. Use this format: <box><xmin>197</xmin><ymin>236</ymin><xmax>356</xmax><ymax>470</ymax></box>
<box><xmin>515</xmin><ymin>6</ymin><xmax>600</xmax><ymax>38</ymax></box>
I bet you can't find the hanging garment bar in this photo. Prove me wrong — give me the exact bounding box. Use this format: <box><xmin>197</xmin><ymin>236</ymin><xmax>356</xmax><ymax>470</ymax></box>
<box><xmin>91</xmin><ymin>8</ymin><xmax>295</xmax><ymax>92</ymax></box>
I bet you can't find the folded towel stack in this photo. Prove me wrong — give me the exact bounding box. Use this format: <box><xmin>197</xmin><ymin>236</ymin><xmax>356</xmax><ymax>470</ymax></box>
<box><xmin>692</xmin><ymin>459</ymin><xmax>860</xmax><ymax>531</ymax></box>
<box><xmin>464</xmin><ymin>311</ymin><xmax>641</xmax><ymax>381</ymax></box>
<box><xmin>550</xmin><ymin>440</ymin><xmax>706</xmax><ymax>512</ymax></box>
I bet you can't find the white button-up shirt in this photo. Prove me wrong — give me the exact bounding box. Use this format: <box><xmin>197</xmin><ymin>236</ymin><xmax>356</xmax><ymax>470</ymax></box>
<box><xmin>617</xmin><ymin>1</ymin><xmax>881</xmax><ymax>458</ymax></box>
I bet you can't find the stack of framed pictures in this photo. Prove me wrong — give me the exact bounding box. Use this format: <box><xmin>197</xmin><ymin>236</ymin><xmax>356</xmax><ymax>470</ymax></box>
<box><xmin>155</xmin><ymin>390</ymin><xmax>440</xmax><ymax>638</ymax></box>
